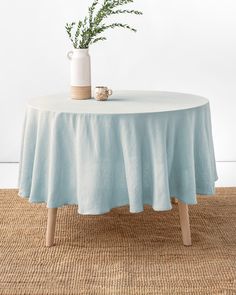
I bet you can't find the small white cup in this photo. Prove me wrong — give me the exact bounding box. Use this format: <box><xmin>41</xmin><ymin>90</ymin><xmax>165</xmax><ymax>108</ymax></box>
<box><xmin>94</xmin><ymin>86</ymin><xmax>113</xmax><ymax>101</ymax></box>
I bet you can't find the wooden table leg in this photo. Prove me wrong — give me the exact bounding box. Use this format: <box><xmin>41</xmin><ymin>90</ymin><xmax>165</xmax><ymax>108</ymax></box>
<box><xmin>178</xmin><ymin>200</ymin><xmax>192</xmax><ymax>246</ymax></box>
<box><xmin>46</xmin><ymin>208</ymin><xmax>58</xmax><ymax>247</ymax></box>
<box><xmin>171</xmin><ymin>197</ymin><xmax>178</xmax><ymax>204</ymax></box>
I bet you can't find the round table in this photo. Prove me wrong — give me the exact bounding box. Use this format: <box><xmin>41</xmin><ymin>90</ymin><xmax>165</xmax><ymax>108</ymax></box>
<box><xmin>18</xmin><ymin>90</ymin><xmax>218</xmax><ymax>247</ymax></box>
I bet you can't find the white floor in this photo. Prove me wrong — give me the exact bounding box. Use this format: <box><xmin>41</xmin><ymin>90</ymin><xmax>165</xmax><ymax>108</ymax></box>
<box><xmin>0</xmin><ymin>162</ymin><xmax>235</xmax><ymax>188</ymax></box>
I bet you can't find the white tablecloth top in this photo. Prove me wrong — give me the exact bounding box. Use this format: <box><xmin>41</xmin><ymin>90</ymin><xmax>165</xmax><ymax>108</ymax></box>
<box><xmin>28</xmin><ymin>90</ymin><xmax>208</xmax><ymax>114</ymax></box>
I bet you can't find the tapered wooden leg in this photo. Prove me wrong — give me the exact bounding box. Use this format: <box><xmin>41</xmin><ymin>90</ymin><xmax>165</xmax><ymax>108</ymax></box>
<box><xmin>46</xmin><ymin>208</ymin><xmax>58</xmax><ymax>247</ymax></box>
<box><xmin>178</xmin><ymin>200</ymin><xmax>192</xmax><ymax>246</ymax></box>
<box><xmin>171</xmin><ymin>197</ymin><xmax>178</xmax><ymax>204</ymax></box>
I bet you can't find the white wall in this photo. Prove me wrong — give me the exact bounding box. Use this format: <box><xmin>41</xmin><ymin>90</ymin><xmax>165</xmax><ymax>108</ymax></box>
<box><xmin>0</xmin><ymin>0</ymin><xmax>235</xmax><ymax>182</ymax></box>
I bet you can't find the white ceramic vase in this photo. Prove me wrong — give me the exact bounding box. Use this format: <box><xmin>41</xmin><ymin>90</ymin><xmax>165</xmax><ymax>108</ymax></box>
<box><xmin>67</xmin><ymin>48</ymin><xmax>91</xmax><ymax>100</ymax></box>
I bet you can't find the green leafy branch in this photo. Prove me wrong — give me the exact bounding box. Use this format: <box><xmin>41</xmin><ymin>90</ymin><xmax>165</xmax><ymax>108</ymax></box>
<box><xmin>65</xmin><ymin>0</ymin><xmax>142</xmax><ymax>49</ymax></box>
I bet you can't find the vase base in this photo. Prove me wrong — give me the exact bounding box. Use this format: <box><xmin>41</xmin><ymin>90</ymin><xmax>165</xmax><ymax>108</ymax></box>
<box><xmin>71</xmin><ymin>86</ymin><xmax>92</xmax><ymax>100</ymax></box>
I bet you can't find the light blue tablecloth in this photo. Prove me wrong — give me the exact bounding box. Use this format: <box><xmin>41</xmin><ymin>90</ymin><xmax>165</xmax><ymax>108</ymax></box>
<box><xmin>18</xmin><ymin>91</ymin><xmax>218</xmax><ymax>214</ymax></box>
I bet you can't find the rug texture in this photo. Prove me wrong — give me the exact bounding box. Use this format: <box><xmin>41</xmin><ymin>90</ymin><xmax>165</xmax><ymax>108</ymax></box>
<box><xmin>0</xmin><ymin>189</ymin><xmax>235</xmax><ymax>295</ymax></box>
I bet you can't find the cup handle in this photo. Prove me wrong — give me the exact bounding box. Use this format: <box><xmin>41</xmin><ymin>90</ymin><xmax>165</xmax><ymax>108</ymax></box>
<box><xmin>67</xmin><ymin>51</ymin><xmax>73</xmax><ymax>60</ymax></box>
<box><xmin>108</xmin><ymin>89</ymin><xmax>113</xmax><ymax>96</ymax></box>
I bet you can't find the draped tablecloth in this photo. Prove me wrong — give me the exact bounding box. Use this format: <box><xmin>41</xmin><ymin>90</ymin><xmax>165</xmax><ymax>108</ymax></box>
<box><xmin>18</xmin><ymin>91</ymin><xmax>218</xmax><ymax>215</ymax></box>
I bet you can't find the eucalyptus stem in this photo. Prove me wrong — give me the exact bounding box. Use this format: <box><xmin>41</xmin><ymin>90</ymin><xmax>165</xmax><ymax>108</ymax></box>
<box><xmin>65</xmin><ymin>0</ymin><xmax>142</xmax><ymax>49</ymax></box>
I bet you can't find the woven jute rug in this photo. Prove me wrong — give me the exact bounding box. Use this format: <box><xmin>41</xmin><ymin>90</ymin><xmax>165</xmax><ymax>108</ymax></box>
<box><xmin>0</xmin><ymin>189</ymin><xmax>235</xmax><ymax>295</ymax></box>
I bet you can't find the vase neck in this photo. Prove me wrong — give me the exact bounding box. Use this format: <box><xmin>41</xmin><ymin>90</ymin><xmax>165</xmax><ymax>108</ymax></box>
<box><xmin>73</xmin><ymin>48</ymin><xmax>89</xmax><ymax>55</ymax></box>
